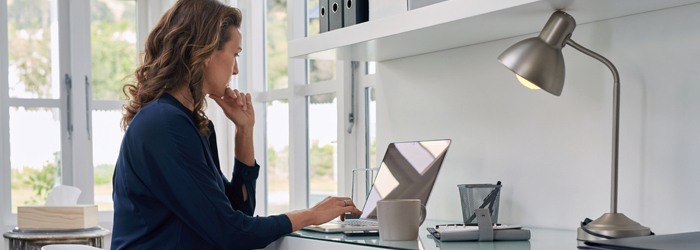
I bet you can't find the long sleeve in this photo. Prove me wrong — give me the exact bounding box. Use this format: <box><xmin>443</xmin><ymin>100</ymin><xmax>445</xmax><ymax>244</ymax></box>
<box><xmin>206</xmin><ymin>122</ymin><xmax>258</xmax><ymax>215</ymax></box>
<box><xmin>112</xmin><ymin>95</ymin><xmax>292</xmax><ymax>250</ymax></box>
<box><xmin>230</xmin><ymin>159</ymin><xmax>259</xmax><ymax>215</ymax></box>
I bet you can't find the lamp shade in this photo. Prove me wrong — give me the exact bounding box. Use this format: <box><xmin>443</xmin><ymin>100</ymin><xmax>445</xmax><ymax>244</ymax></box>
<box><xmin>497</xmin><ymin>11</ymin><xmax>577</xmax><ymax>96</ymax></box>
<box><xmin>497</xmin><ymin>37</ymin><xmax>565</xmax><ymax>96</ymax></box>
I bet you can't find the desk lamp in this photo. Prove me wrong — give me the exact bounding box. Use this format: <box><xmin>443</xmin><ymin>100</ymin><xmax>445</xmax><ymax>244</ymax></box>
<box><xmin>497</xmin><ymin>11</ymin><xmax>652</xmax><ymax>241</ymax></box>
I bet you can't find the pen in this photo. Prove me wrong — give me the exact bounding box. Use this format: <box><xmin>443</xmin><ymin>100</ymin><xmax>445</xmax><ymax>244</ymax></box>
<box><xmin>435</xmin><ymin>223</ymin><xmax>501</xmax><ymax>229</ymax></box>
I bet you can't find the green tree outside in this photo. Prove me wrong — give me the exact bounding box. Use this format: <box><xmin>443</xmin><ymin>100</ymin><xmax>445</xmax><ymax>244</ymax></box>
<box><xmin>7</xmin><ymin>0</ymin><xmax>136</xmax><ymax>210</ymax></box>
<box><xmin>91</xmin><ymin>0</ymin><xmax>137</xmax><ymax>100</ymax></box>
<box><xmin>309</xmin><ymin>140</ymin><xmax>335</xmax><ymax>179</ymax></box>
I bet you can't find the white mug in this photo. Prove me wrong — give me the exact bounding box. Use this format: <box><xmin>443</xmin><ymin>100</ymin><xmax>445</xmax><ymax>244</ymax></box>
<box><xmin>376</xmin><ymin>199</ymin><xmax>426</xmax><ymax>241</ymax></box>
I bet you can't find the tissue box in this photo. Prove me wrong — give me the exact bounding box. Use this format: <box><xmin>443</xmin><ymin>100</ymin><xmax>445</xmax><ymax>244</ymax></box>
<box><xmin>18</xmin><ymin>205</ymin><xmax>98</xmax><ymax>230</ymax></box>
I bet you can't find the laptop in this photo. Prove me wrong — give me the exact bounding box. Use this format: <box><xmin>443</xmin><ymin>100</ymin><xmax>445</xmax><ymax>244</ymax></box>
<box><xmin>303</xmin><ymin>139</ymin><xmax>452</xmax><ymax>233</ymax></box>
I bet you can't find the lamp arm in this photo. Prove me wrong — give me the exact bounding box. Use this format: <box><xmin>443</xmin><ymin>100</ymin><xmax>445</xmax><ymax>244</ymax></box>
<box><xmin>566</xmin><ymin>39</ymin><xmax>620</xmax><ymax>214</ymax></box>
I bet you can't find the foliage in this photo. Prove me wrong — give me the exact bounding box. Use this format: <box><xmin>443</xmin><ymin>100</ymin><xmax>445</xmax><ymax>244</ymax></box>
<box><xmin>266</xmin><ymin>0</ymin><xmax>289</xmax><ymax>90</ymax></box>
<box><xmin>7</xmin><ymin>0</ymin><xmax>52</xmax><ymax>97</ymax></box>
<box><xmin>267</xmin><ymin>141</ymin><xmax>335</xmax><ymax>180</ymax></box>
<box><xmin>94</xmin><ymin>163</ymin><xmax>115</xmax><ymax>185</ymax></box>
<box><xmin>22</xmin><ymin>162</ymin><xmax>57</xmax><ymax>205</ymax></box>
<box><xmin>10</xmin><ymin>168</ymin><xmax>24</xmax><ymax>189</ymax></box>
<box><xmin>309</xmin><ymin>140</ymin><xmax>335</xmax><ymax>178</ymax></box>
<box><xmin>265</xmin><ymin>1</ymin><xmax>335</xmax><ymax>88</ymax></box>
<box><xmin>7</xmin><ymin>1</ymin><xmax>133</xmax><ymax>209</ymax></box>
<box><xmin>309</xmin><ymin>59</ymin><xmax>336</xmax><ymax>83</ymax></box>
<box><xmin>310</xmin><ymin>92</ymin><xmax>336</xmax><ymax>104</ymax></box>
<box><xmin>267</xmin><ymin>147</ymin><xmax>278</xmax><ymax>167</ymax></box>
<box><xmin>91</xmin><ymin>20</ymin><xmax>138</xmax><ymax>100</ymax></box>
<box><xmin>267</xmin><ymin>145</ymin><xmax>289</xmax><ymax>177</ymax></box>
<box><xmin>90</xmin><ymin>0</ymin><xmax>138</xmax><ymax>100</ymax></box>
<box><xmin>7</xmin><ymin>0</ymin><xmax>137</xmax><ymax>100</ymax></box>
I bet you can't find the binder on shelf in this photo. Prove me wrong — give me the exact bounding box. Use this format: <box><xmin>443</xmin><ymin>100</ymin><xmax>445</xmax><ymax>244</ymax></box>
<box><xmin>343</xmin><ymin>0</ymin><xmax>369</xmax><ymax>27</ymax></box>
<box><xmin>329</xmin><ymin>0</ymin><xmax>343</xmax><ymax>31</ymax></box>
<box><xmin>320</xmin><ymin>0</ymin><xmax>329</xmax><ymax>33</ymax></box>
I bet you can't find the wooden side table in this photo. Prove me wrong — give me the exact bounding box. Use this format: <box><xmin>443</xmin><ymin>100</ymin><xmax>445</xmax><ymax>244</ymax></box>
<box><xmin>3</xmin><ymin>227</ymin><xmax>111</xmax><ymax>250</ymax></box>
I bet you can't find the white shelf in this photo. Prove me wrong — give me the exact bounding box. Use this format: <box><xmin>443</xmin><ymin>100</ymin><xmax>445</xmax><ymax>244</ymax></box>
<box><xmin>288</xmin><ymin>0</ymin><xmax>700</xmax><ymax>62</ymax></box>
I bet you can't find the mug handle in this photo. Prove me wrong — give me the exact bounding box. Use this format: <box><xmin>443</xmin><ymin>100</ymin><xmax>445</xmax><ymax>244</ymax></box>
<box><xmin>419</xmin><ymin>204</ymin><xmax>427</xmax><ymax>226</ymax></box>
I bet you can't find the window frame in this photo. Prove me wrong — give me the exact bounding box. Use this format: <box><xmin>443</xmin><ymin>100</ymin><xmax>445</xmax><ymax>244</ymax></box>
<box><xmin>246</xmin><ymin>0</ymin><xmax>377</xmax><ymax>214</ymax></box>
<box><xmin>1</xmin><ymin>0</ymin><xmax>171</xmax><ymax>228</ymax></box>
<box><xmin>1</xmin><ymin>0</ymin><xmax>377</xmax><ymax>230</ymax></box>
<box><xmin>1</xmin><ymin>0</ymin><xmax>10</xmax><ymax>227</ymax></box>
<box><xmin>1</xmin><ymin>0</ymin><xmax>95</xmax><ymax>226</ymax></box>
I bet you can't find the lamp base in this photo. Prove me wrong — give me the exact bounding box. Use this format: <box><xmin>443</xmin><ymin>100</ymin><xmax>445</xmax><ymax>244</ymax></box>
<box><xmin>577</xmin><ymin>213</ymin><xmax>651</xmax><ymax>241</ymax></box>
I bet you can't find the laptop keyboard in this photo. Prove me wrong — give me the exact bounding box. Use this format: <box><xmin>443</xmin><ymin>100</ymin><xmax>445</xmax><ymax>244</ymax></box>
<box><xmin>331</xmin><ymin>219</ymin><xmax>378</xmax><ymax>227</ymax></box>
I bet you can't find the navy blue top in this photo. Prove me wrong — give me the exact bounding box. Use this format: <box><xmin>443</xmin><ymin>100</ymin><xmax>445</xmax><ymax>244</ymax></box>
<box><xmin>111</xmin><ymin>93</ymin><xmax>292</xmax><ymax>249</ymax></box>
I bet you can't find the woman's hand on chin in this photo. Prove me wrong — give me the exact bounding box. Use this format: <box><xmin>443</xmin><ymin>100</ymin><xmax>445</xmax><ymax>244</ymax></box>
<box><xmin>209</xmin><ymin>88</ymin><xmax>255</xmax><ymax>128</ymax></box>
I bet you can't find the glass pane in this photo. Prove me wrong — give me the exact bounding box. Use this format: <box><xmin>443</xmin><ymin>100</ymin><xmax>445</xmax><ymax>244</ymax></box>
<box><xmin>10</xmin><ymin>107</ymin><xmax>62</xmax><ymax>213</ymax></box>
<box><xmin>309</xmin><ymin>60</ymin><xmax>335</xmax><ymax>84</ymax></box>
<box><xmin>365</xmin><ymin>87</ymin><xmax>377</xmax><ymax>191</ymax></box>
<box><xmin>91</xmin><ymin>0</ymin><xmax>137</xmax><ymax>100</ymax></box>
<box><xmin>92</xmin><ymin>109</ymin><xmax>124</xmax><ymax>211</ymax></box>
<box><xmin>266</xmin><ymin>100</ymin><xmax>290</xmax><ymax>215</ymax></box>
<box><xmin>266</xmin><ymin>0</ymin><xmax>288</xmax><ymax>90</ymax></box>
<box><xmin>366</xmin><ymin>61</ymin><xmax>376</xmax><ymax>75</ymax></box>
<box><xmin>308</xmin><ymin>93</ymin><xmax>337</xmax><ymax>206</ymax></box>
<box><xmin>307</xmin><ymin>0</ymin><xmax>320</xmax><ymax>36</ymax></box>
<box><xmin>7</xmin><ymin>0</ymin><xmax>57</xmax><ymax>99</ymax></box>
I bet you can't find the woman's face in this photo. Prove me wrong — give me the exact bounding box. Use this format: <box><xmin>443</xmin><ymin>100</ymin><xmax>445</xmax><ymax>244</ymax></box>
<box><xmin>203</xmin><ymin>27</ymin><xmax>242</xmax><ymax>97</ymax></box>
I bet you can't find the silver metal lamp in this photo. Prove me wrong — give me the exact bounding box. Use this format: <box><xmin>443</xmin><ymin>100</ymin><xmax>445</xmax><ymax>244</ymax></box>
<box><xmin>497</xmin><ymin>11</ymin><xmax>652</xmax><ymax>241</ymax></box>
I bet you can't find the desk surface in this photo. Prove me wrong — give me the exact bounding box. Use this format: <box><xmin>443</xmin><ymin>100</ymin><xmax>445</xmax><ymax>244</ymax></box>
<box><xmin>288</xmin><ymin>220</ymin><xmax>577</xmax><ymax>250</ymax></box>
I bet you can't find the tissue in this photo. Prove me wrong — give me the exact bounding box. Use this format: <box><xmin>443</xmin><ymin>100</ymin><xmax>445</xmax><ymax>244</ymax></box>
<box><xmin>45</xmin><ymin>185</ymin><xmax>82</xmax><ymax>206</ymax></box>
<box><xmin>17</xmin><ymin>185</ymin><xmax>98</xmax><ymax>230</ymax></box>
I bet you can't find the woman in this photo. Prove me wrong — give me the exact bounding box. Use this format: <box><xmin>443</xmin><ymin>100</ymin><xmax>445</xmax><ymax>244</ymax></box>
<box><xmin>111</xmin><ymin>0</ymin><xmax>361</xmax><ymax>249</ymax></box>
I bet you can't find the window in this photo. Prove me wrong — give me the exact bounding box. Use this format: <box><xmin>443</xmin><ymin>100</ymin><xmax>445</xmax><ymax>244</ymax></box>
<box><xmin>261</xmin><ymin>0</ymin><xmax>347</xmax><ymax>212</ymax></box>
<box><xmin>365</xmin><ymin>63</ymin><xmax>377</xmax><ymax>172</ymax></box>
<box><xmin>364</xmin><ymin>86</ymin><xmax>377</xmax><ymax>190</ymax></box>
<box><xmin>254</xmin><ymin>0</ymin><xmax>375</xmax><ymax>213</ymax></box>
<box><xmin>9</xmin><ymin>107</ymin><xmax>62</xmax><ymax>212</ymax></box>
<box><xmin>2</xmin><ymin>0</ymin><xmax>155</xmax><ymax>226</ymax></box>
<box><xmin>90</xmin><ymin>0</ymin><xmax>137</xmax><ymax>211</ymax></box>
<box><xmin>265</xmin><ymin>100</ymin><xmax>290</xmax><ymax>215</ymax></box>
<box><xmin>263</xmin><ymin>0</ymin><xmax>292</xmax><ymax>214</ymax></box>
<box><xmin>5</xmin><ymin>0</ymin><xmax>63</xmax><ymax>214</ymax></box>
<box><xmin>265</xmin><ymin>0</ymin><xmax>288</xmax><ymax>90</ymax></box>
<box><xmin>2</xmin><ymin>0</ymin><xmax>377</xmax><ymax>226</ymax></box>
<box><xmin>308</xmin><ymin>93</ymin><xmax>338</xmax><ymax>205</ymax></box>
<box><xmin>303</xmin><ymin>1</ymin><xmax>342</xmax><ymax>207</ymax></box>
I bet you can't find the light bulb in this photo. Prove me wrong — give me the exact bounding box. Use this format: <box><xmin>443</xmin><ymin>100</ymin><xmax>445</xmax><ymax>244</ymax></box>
<box><xmin>516</xmin><ymin>75</ymin><xmax>540</xmax><ymax>90</ymax></box>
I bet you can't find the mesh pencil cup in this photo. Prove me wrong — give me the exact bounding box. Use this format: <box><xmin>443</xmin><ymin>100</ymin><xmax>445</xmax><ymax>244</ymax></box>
<box><xmin>457</xmin><ymin>182</ymin><xmax>502</xmax><ymax>224</ymax></box>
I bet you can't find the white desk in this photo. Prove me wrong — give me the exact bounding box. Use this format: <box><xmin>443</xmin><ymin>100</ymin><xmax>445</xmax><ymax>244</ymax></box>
<box><xmin>265</xmin><ymin>221</ymin><xmax>578</xmax><ymax>250</ymax></box>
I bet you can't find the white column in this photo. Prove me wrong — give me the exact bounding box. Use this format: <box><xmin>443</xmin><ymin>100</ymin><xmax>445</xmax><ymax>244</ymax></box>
<box><xmin>288</xmin><ymin>0</ymin><xmax>309</xmax><ymax>210</ymax></box>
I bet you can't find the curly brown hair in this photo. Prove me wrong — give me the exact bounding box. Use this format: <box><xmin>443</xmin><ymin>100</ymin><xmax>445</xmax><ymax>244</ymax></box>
<box><xmin>121</xmin><ymin>0</ymin><xmax>242</xmax><ymax>134</ymax></box>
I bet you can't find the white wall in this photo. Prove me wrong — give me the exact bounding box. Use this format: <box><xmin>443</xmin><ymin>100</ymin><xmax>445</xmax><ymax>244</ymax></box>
<box><xmin>375</xmin><ymin>3</ymin><xmax>700</xmax><ymax>234</ymax></box>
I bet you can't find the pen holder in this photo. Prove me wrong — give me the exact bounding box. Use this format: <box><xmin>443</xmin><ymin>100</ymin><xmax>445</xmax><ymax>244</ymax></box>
<box><xmin>458</xmin><ymin>182</ymin><xmax>502</xmax><ymax>224</ymax></box>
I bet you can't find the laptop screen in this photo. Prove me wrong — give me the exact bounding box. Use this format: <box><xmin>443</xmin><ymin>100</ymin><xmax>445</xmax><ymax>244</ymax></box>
<box><xmin>360</xmin><ymin>139</ymin><xmax>451</xmax><ymax>219</ymax></box>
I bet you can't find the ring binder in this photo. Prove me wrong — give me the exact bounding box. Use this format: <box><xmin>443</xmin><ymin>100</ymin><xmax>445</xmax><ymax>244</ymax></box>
<box><xmin>320</xmin><ymin>0</ymin><xmax>329</xmax><ymax>33</ymax></box>
<box><xmin>343</xmin><ymin>0</ymin><xmax>369</xmax><ymax>27</ymax></box>
<box><xmin>329</xmin><ymin>0</ymin><xmax>344</xmax><ymax>30</ymax></box>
